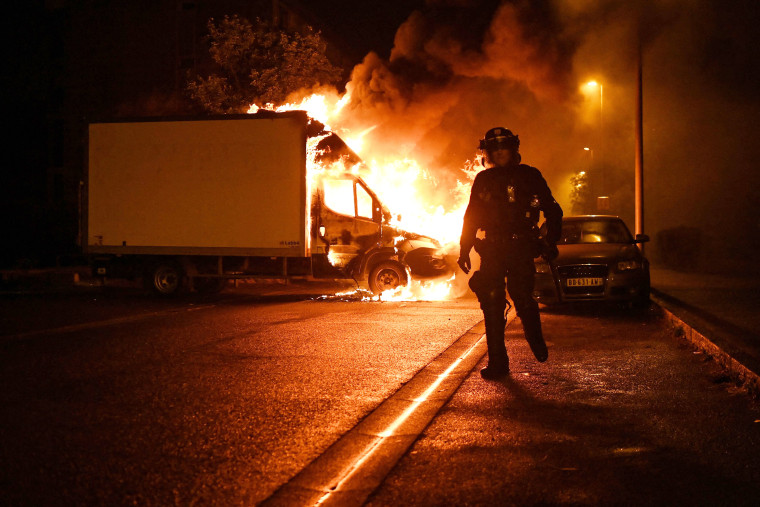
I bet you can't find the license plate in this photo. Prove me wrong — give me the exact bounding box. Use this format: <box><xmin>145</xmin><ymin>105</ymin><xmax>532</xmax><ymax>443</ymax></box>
<box><xmin>566</xmin><ymin>277</ymin><xmax>604</xmax><ymax>287</ymax></box>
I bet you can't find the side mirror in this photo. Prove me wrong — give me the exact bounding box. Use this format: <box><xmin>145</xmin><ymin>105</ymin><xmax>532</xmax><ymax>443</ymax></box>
<box><xmin>634</xmin><ymin>234</ymin><xmax>650</xmax><ymax>243</ymax></box>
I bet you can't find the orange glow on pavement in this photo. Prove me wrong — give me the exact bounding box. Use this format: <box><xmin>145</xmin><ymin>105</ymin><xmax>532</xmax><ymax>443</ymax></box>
<box><xmin>313</xmin><ymin>332</ymin><xmax>486</xmax><ymax>506</ymax></box>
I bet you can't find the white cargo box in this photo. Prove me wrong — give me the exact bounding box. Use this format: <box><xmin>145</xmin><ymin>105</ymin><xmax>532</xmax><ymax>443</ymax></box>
<box><xmin>86</xmin><ymin>113</ymin><xmax>309</xmax><ymax>257</ymax></box>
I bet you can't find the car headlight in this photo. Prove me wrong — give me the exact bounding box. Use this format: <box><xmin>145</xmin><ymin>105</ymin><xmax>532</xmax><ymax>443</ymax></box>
<box><xmin>617</xmin><ymin>260</ymin><xmax>640</xmax><ymax>271</ymax></box>
<box><xmin>535</xmin><ymin>262</ymin><xmax>551</xmax><ymax>273</ymax></box>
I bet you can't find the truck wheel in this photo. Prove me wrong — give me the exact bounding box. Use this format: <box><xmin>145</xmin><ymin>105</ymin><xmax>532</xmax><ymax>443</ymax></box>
<box><xmin>193</xmin><ymin>277</ymin><xmax>227</xmax><ymax>294</ymax></box>
<box><xmin>369</xmin><ymin>261</ymin><xmax>409</xmax><ymax>294</ymax></box>
<box><xmin>145</xmin><ymin>262</ymin><xmax>185</xmax><ymax>296</ymax></box>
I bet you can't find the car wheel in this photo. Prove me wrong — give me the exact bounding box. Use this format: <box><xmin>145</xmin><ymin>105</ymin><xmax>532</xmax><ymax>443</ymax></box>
<box><xmin>368</xmin><ymin>261</ymin><xmax>409</xmax><ymax>294</ymax></box>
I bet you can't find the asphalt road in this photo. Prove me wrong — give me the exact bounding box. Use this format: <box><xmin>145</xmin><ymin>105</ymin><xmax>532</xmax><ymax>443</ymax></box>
<box><xmin>0</xmin><ymin>286</ymin><xmax>482</xmax><ymax>505</ymax></box>
<box><xmin>2</xmin><ymin>286</ymin><xmax>759</xmax><ymax>506</ymax></box>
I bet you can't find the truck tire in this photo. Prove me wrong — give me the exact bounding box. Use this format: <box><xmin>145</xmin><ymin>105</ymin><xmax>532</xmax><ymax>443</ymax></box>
<box><xmin>145</xmin><ymin>261</ymin><xmax>185</xmax><ymax>296</ymax></box>
<box><xmin>193</xmin><ymin>277</ymin><xmax>227</xmax><ymax>294</ymax></box>
<box><xmin>368</xmin><ymin>261</ymin><xmax>409</xmax><ymax>294</ymax></box>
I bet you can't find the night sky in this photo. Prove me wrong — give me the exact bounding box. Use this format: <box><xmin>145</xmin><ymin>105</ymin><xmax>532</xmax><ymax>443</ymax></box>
<box><xmin>295</xmin><ymin>0</ymin><xmax>426</xmax><ymax>60</ymax></box>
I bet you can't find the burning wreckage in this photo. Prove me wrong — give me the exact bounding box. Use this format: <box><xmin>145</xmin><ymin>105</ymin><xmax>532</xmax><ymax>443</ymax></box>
<box><xmin>85</xmin><ymin>110</ymin><xmax>455</xmax><ymax>296</ymax></box>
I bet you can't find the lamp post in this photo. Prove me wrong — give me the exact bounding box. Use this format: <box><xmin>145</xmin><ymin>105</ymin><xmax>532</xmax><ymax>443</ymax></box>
<box><xmin>583</xmin><ymin>146</ymin><xmax>594</xmax><ymax>179</ymax></box>
<box><xmin>635</xmin><ymin>46</ymin><xmax>644</xmax><ymax>251</ymax></box>
<box><xmin>585</xmin><ymin>81</ymin><xmax>603</xmax><ymax>195</ymax></box>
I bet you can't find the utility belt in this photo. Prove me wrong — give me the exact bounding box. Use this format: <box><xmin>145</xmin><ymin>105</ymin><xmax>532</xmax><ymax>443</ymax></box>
<box><xmin>485</xmin><ymin>232</ymin><xmax>534</xmax><ymax>242</ymax></box>
<box><xmin>474</xmin><ymin>230</ymin><xmax>541</xmax><ymax>257</ymax></box>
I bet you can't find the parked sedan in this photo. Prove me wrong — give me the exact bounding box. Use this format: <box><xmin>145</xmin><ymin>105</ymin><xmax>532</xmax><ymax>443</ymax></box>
<box><xmin>534</xmin><ymin>215</ymin><xmax>650</xmax><ymax>306</ymax></box>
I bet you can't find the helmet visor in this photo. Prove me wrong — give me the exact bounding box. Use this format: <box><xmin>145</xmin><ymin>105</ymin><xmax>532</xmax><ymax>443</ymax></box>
<box><xmin>480</xmin><ymin>136</ymin><xmax>517</xmax><ymax>151</ymax></box>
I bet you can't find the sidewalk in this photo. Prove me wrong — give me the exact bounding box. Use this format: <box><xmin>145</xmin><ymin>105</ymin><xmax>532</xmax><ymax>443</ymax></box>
<box><xmin>365</xmin><ymin>298</ymin><xmax>760</xmax><ymax>506</ymax></box>
<box><xmin>650</xmin><ymin>266</ymin><xmax>760</xmax><ymax>394</ymax></box>
<box><xmin>651</xmin><ymin>267</ymin><xmax>760</xmax><ymax>334</ymax></box>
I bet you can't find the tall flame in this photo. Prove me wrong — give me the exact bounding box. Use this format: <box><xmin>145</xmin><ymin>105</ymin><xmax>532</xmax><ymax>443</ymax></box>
<box><xmin>249</xmin><ymin>91</ymin><xmax>479</xmax><ymax>301</ymax></box>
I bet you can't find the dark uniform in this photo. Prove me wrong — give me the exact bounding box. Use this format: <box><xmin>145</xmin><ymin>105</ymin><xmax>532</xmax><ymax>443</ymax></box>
<box><xmin>459</xmin><ymin>127</ymin><xmax>562</xmax><ymax>379</ymax></box>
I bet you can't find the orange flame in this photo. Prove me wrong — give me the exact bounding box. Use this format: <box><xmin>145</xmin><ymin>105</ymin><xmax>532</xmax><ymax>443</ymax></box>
<box><xmin>249</xmin><ymin>92</ymin><xmax>480</xmax><ymax>301</ymax></box>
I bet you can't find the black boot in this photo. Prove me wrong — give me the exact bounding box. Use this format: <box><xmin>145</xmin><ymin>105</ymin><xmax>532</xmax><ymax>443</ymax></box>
<box><xmin>481</xmin><ymin>310</ymin><xmax>510</xmax><ymax>380</ymax></box>
<box><xmin>519</xmin><ymin>306</ymin><xmax>548</xmax><ymax>362</ymax></box>
<box><xmin>480</xmin><ymin>363</ymin><xmax>509</xmax><ymax>380</ymax></box>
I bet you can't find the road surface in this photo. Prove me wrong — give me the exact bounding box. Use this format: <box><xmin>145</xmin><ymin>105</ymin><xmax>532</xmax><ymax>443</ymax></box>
<box><xmin>1</xmin><ymin>286</ymin><xmax>758</xmax><ymax>505</ymax></box>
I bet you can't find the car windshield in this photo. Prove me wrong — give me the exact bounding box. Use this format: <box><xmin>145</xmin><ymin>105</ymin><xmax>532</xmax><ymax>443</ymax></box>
<box><xmin>560</xmin><ymin>220</ymin><xmax>633</xmax><ymax>244</ymax></box>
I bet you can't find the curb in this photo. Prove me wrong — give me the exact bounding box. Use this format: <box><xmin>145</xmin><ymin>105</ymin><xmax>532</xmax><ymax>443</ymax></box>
<box><xmin>651</xmin><ymin>289</ymin><xmax>760</xmax><ymax>397</ymax></box>
<box><xmin>261</xmin><ymin>314</ymin><xmax>506</xmax><ymax>507</ymax></box>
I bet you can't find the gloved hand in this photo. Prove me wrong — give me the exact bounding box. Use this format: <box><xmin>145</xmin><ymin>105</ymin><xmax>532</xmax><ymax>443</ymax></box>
<box><xmin>541</xmin><ymin>241</ymin><xmax>559</xmax><ymax>262</ymax></box>
<box><xmin>457</xmin><ymin>251</ymin><xmax>472</xmax><ymax>274</ymax></box>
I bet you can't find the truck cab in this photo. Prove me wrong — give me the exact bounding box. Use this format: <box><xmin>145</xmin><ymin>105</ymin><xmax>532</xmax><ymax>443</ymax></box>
<box><xmin>312</xmin><ymin>172</ymin><xmax>449</xmax><ymax>293</ymax></box>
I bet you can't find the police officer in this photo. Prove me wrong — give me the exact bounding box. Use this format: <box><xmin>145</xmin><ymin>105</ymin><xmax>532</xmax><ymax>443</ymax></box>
<box><xmin>458</xmin><ymin>127</ymin><xmax>563</xmax><ymax>380</ymax></box>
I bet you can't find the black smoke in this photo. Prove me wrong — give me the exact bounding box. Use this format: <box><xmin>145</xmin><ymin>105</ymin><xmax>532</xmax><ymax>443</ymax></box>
<box><xmin>332</xmin><ymin>0</ymin><xmax>760</xmax><ymax>272</ymax></box>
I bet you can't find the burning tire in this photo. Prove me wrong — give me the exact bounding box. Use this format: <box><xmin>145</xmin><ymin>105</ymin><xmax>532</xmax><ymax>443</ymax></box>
<box><xmin>368</xmin><ymin>261</ymin><xmax>409</xmax><ymax>294</ymax></box>
<box><xmin>144</xmin><ymin>261</ymin><xmax>185</xmax><ymax>296</ymax></box>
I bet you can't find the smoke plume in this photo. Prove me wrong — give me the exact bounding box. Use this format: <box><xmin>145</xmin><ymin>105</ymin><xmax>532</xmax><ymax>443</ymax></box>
<box><xmin>328</xmin><ymin>0</ymin><xmax>760</xmax><ymax>270</ymax></box>
<box><xmin>333</xmin><ymin>0</ymin><xmax>602</xmax><ymax>207</ymax></box>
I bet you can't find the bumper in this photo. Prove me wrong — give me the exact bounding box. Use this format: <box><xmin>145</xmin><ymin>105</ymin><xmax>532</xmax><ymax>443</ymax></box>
<box><xmin>403</xmin><ymin>247</ymin><xmax>456</xmax><ymax>279</ymax></box>
<box><xmin>533</xmin><ymin>269</ymin><xmax>649</xmax><ymax>304</ymax></box>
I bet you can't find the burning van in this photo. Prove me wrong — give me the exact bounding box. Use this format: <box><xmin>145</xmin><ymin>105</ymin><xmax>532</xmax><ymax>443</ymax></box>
<box><xmin>85</xmin><ymin>110</ymin><xmax>452</xmax><ymax>295</ymax></box>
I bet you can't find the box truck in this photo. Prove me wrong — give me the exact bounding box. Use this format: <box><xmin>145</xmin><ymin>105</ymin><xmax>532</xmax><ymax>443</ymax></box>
<box><xmin>84</xmin><ymin>111</ymin><xmax>451</xmax><ymax>295</ymax></box>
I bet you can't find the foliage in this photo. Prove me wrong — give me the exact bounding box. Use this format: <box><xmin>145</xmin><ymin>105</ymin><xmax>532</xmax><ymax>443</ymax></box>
<box><xmin>187</xmin><ymin>15</ymin><xmax>342</xmax><ymax>113</ymax></box>
<box><xmin>570</xmin><ymin>170</ymin><xmax>593</xmax><ymax>215</ymax></box>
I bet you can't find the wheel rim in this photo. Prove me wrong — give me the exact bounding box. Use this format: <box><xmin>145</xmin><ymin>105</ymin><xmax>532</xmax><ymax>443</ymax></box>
<box><xmin>153</xmin><ymin>266</ymin><xmax>180</xmax><ymax>294</ymax></box>
<box><xmin>376</xmin><ymin>268</ymin><xmax>401</xmax><ymax>292</ymax></box>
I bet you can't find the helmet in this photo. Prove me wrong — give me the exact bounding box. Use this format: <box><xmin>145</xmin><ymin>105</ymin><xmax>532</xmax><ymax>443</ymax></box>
<box><xmin>479</xmin><ymin>127</ymin><xmax>520</xmax><ymax>153</ymax></box>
